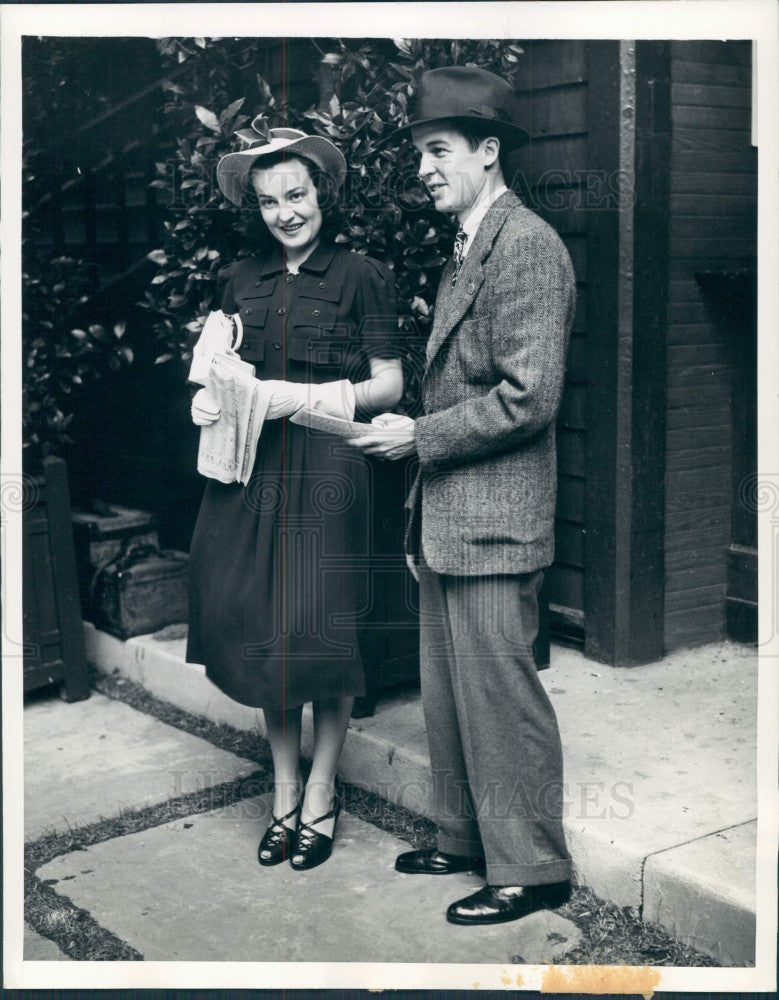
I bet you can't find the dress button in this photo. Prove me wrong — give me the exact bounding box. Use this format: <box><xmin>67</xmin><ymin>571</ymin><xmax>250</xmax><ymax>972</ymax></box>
<box><xmin>277</xmin><ymin>307</ymin><xmax>286</xmax><ymax>315</ymax></box>
<box><xmin>255</xmin><ymin>281</ymin><xmax>262</xmax><ymax>288</ymax></box>
<box><xmin>312</xmin><ymin>308</ymin><xmax>320</xmax><ymax>317</ymax></box>
<box><xmin>306</xmin><ymin>341</ymin><xmax>314</xmax><ymax>350</ymax></box>
<box><xmin>286</xmin><ymin>274</ymin><xmax>294</xmax><ymax>283</ymax></box>
<box><xmin>245</xmin><ymin>308</ymin><xmax>253</xmax><ymax>315</ymax></box>
<box><xmin>318</xmin><ymin>281</ymin><xmax>325</xmax><ymax>288</ymax></box>
<box><xmin>273</xmin><ymin>342</ymin><xmax>282</xmax><ymax>350</ymax></box>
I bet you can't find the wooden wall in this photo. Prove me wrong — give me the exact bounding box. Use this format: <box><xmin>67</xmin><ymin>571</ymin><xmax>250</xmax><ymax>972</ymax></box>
<box><xmin>514</xmin><ymin>40</ymin><xmax>589</xmax><ymax>636</ymax></box>
<box><xmin>664</xmin><ymin>40</ymin><xmax>756</xmax><ymax>650</ymax></box>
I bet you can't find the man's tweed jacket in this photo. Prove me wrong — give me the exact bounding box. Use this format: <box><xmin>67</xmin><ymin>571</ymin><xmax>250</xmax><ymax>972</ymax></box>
<box><xmin>407</xmin><ymin>190</ymin><xmax>576</xmax><ymax>576</ymax></box>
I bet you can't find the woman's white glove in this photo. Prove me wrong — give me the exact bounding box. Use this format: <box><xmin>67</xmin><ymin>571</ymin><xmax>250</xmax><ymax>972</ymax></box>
<box><xmin>191</xmin><ymin>387</ymin><xmax>221</xmax><ymax>426</ymax></box>
<box><xmin>262</xmin><ymin>380</ymin><xmax>356</xmax><ymax>421</ymax></box>
<box><xmin>263</xmin><ymin>381</ymin><xmax>307</xmax><ymax>420</ymax></box>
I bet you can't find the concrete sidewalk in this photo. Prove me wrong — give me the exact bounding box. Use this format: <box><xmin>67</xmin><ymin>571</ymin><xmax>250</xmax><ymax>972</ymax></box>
<box><xmin>24</xmin><ymin>689</ymin><xmax>580</xmax><ymax>966</ymax></box>
<box><xmin>26</xmin><ymin>623</ymin><xmax>758</xmax><ymax>965</ymax></box>
<box><xmin>82</xmin><ymin>624</ymin><xmax>758</xmax><ymax>965</ymax></box>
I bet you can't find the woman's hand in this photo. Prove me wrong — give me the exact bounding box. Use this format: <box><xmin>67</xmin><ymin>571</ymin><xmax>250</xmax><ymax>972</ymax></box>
<box><xmin>350</xmin><ymin>413</ymin><xmax>417</xmax><ymax>460</ymax></box>
<box><xmin>191</xmin><ymin>388</ymin><xmax>221</xmax><ymax>426</ymax></box>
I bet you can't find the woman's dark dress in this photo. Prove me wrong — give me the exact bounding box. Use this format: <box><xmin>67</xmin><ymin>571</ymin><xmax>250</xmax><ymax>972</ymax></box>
<box><xmin>186</xmin><ymin>244</ymin><xmax>397</xmax><ymax>709</ymax></box>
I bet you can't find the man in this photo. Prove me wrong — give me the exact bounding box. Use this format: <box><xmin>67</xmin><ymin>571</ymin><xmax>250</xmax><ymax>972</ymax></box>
<box><xmin>352</xmin><ymin>66</ymin><xmax>575</xmax><ymax>925</ymax></box>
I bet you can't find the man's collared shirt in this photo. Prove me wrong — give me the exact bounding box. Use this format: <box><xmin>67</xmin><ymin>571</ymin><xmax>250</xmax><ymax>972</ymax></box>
<box><xmin>458</xmin><ymin>184</ymin><xmax>509</xmax><ymax>258</ymax></box>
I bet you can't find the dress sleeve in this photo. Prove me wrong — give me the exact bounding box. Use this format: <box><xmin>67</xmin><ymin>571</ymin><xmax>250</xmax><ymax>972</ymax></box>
<box><xmin>215</xmin><ymin>261</ymin><xmax>238</xmax><ymax>314</ymax></box>
<box><xmin>353</xmin><ymin>256</ymin><xmax>400</xmax><ymax>360</ymax></box>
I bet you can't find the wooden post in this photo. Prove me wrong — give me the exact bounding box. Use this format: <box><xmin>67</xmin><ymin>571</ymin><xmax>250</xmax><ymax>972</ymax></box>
<box><xmin>43</xmin><ymin>456</ymin><xmax>91</xmax><ymax>701</ymax></box>
<box><xmin>584</xmin><ymin>41</ymin><xmax>669</xmax><ymax>666</ymax></box>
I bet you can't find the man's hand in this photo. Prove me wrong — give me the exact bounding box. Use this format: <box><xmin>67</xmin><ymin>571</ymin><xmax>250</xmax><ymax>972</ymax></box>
<box><xmin>191</xmin><ymin>387</ymin><xmax>220</xmax><ymax>426</ymax></box>
<box><xmin>350</xmin><ymin>413</ymin><xmax>417</xmax><ymax>460</ymax></box>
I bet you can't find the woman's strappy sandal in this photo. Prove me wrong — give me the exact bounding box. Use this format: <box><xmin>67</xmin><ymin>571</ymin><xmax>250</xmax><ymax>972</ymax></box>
<box><xmin>257</xmin><ymin>802</ymin><xmax>301</xmax><ymax>866</ymax></box>
<box><xmin>289</xmin><ymin>795</ymin><xmax>341</xmax><ymax>871</ymax></box>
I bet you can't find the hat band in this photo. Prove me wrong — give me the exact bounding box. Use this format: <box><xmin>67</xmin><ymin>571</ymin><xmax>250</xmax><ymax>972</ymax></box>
<box><xmin>469</xmin><ymin>103</ymin><xmax>511</xmax><ymax>122</ymax></box>
<box><xmin>414</xmin><ymin>96</ymin><xmax>513</xmax><ymax>125</ymax></box>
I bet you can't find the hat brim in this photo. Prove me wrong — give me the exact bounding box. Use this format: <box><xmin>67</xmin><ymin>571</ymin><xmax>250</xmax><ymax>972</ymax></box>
<box><xmin>377</xmin><ymin>115</ymin><xmax>529</xmax><ymax>151</ymax></box>
<box><xmin>217</xmin><ymin>135</ymin><xmax>347</xmax><ymax>206</ymax></box>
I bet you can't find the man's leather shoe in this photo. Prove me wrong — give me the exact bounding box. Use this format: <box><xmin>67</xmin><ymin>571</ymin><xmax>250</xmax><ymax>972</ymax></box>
<box><xmin>395</xmin><ymin>847</ymin><xmax>486</xmax><ymax>877</ymax></box>
<box><xmin>446</xmin><ymin>881</ymin><xmax>571</xmax><ymax>925</ymax></box>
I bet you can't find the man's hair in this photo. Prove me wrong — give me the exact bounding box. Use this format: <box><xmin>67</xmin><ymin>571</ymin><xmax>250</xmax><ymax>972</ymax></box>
<box><xmin>442</xmin><ymin>117</ymin><xmax>509</xmax><ymax>178</ymax></box>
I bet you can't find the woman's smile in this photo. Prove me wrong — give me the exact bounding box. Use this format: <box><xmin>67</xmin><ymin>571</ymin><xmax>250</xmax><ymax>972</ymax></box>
<box><xmin>250</xmin><ymin>158</ymin><xmax>323</xmax><ymax>263</ymax></box>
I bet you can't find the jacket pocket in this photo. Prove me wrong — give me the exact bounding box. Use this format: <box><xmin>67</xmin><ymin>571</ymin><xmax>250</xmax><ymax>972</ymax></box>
<box><xmin>298</xmin><ymin>273</ymin><xmax>341</xmax><ymax>303</ymax></box>
<box><xmin>290</xmin><ymin>299</ymin><xmax>345</xmax><ymax>340</ymax></box>
<box><xmin>238</xmin><ymin>338</ymin><xmax>265</xmax><ymax>364</ymax></box>
<box><xmin>241</xmin><ymin>277</ymin><xmax>277</xmax><ymax>300</ymax></box>
<box><xmin>287</xmin><ymin>337</ymin><xmax>345</xmax><ymax>368</ymax></box>
<box><xmin>237</xmin><ymin>303</ymin><xmax>270</xmax><ymax>329</ymax></box>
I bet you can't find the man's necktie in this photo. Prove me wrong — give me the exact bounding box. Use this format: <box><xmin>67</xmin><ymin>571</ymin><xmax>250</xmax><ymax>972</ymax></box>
<box><xmin>452</xmin><ymin>228</ymin><xmax>467</xmax><ymax>286</ymax></box>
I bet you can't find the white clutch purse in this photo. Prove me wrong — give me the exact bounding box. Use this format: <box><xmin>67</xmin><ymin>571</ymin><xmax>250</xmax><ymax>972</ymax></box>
<box><xmin>187</xmin><ymin>309</ymin><xmax>243</xmax><ymax>385</ymax></box>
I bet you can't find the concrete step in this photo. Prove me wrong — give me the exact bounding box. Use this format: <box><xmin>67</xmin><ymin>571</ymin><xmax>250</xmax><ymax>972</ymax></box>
<box><xmin>643</xmin><ymin>820</ymin><xmax>757</xmax><ymax>966</ymax></box>
<box><xmin>83</xmin><ymin>622</ymin><xmax>759</xmax><ymax>965</ymax></box>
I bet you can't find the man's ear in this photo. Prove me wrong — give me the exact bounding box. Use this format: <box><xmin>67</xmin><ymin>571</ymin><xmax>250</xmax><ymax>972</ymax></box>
<box><xmin>482</xmin><ymin>135</ymin><xmax>500</xmax><ymax>168</ymax></box>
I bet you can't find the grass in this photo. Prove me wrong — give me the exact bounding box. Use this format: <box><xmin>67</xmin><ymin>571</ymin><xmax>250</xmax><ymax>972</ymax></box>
<box><xmin>24</xmin><ymin>665</ymin><xmax>716</xmax><ymax>966</ymax></box>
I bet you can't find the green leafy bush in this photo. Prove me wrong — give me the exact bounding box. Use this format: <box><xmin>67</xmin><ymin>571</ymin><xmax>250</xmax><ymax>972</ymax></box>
<box><xmin>142</xmin><ymin>37</ymin><xmax>526</xmax><ymax>405</ymax></box>
<box><xmin>22</xmin><ymin>37</ymin><xmax>135</xmax><ymax>469</ymax></box>
<box><xmin>22</xmin><ymin>243</ymin><xmax>133</xmax><ymax>468</ymax></box>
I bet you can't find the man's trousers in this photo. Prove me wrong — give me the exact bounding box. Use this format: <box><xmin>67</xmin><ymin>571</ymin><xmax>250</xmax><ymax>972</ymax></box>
<box><xmin>418</xmin><ymin>556</ymin><xmax>572</xmax><ymax>886</ymax></box>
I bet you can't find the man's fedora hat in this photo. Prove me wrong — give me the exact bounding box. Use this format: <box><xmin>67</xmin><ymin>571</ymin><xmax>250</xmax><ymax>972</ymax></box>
<box><xmin>381</xmin><ymin>66</ymin><xmax>529</xmax><ymax>149</ymax></box>
<box><xmin>217</xmin><ymin>116</ymin><xmax>347</xmax><ymax>206</ymax></box>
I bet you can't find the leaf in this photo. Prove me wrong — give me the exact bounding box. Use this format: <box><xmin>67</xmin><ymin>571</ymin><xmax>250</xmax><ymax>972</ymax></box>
<box><xmin>195</xmin><ymin>105</ymin><xmax>221</xmax><ymax>133</ymax></box>
<box><xmin>113</xmin><ymin>321</ymin><xmax>127</xmax><ymax>339</ymax></box>
<box><xmin>155</xmin><ymin>354</ymin><xmax>174</xmax><ymax>365</ymax></box>
<box><xmin>220</xmin><ymin>97</ymin><xmax>246</xmax><ymax>124</ymax></box>
<box><xmin>119</xmin><ymin>345</ymin><xmax>134</xmax><ymax>364</ymax></box>
<box><xmin>147</xmin><ymin>249</ymin><xmax>168</xmax><ymax>265</ymax></box>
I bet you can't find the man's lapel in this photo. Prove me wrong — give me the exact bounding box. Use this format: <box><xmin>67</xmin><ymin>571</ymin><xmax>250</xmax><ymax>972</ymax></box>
<box><xmin>425</xmin><ymin>191</ymin><xmax>519</xmax><ymax>370</ymax></box>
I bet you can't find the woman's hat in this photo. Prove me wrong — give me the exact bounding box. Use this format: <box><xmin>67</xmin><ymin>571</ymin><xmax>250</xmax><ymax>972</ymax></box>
<box><xmin>381</xmin><ymin>66</ymin><xmax>529</xmax><ymax>149</ymax></box>
<box><xmin>216</xmin><ymin>117</ymin><xmax>347</xmax><ymax>205</ymax></box>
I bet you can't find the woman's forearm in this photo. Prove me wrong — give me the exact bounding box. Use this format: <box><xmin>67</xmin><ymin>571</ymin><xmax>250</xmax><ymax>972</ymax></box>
<box><xmin>352</xmin><ymin>358</ymin><xmax>404</xmax><ymax>415</ymax></box>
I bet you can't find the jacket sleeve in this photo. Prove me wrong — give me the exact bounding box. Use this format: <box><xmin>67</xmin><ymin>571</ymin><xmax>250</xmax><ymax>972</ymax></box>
<box><xmin>414</xmin><ymin>222</ymin><xmax>575</xmax><ymax>470</ymax></box>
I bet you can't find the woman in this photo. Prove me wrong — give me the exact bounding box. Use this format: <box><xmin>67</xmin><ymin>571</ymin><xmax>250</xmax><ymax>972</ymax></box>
<box><xmin>186</xmin><ymin>120</ymin><xmax>403</xmax><ymax>870</ymax></box>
